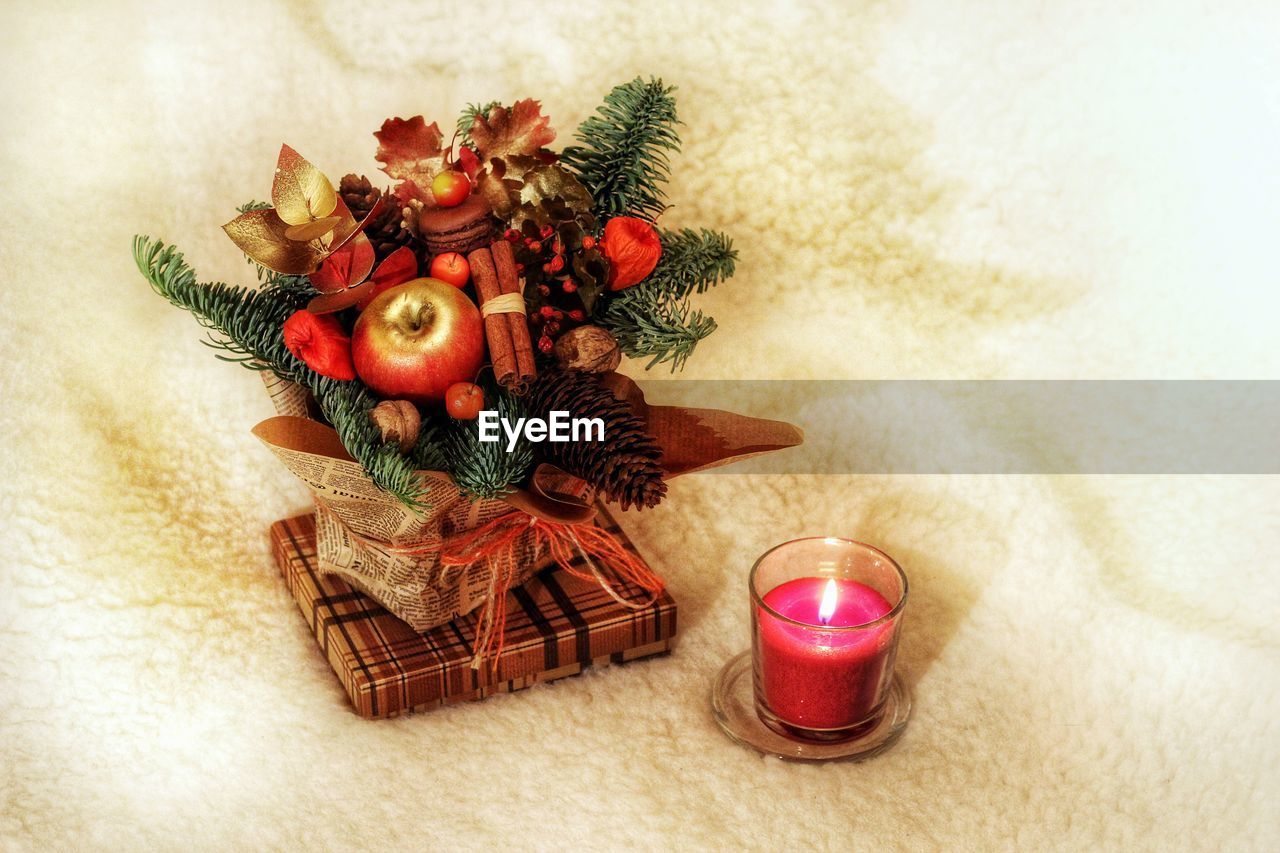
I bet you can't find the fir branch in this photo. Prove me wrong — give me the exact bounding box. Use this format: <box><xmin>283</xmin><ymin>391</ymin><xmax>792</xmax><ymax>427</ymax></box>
<box><xmin>440</xmin><ymin>385</ymin><xmax>532</xmax><ymax>499</ymax></box>
<box><xmin>133</xmin><ymin>235</ymin><xmax>437</xmax><ymax>510</ymax></box>
<box><xmin>595</xmin><ymin>228</ymin><xmax>734</xmax><ymax>370</ymax></box>
<box><xmin>457</xmin><ymin>101</ymin><xmax>501</xmax><ymax>145</ymax></box>
<box><xmin>560</xmin><ymin>78</ymin><xmax>680</xmax><ymax>221</ymax></box>
<box><xmin>408</xmin><ymin>422</ymin><xmax>449</xmax><ymax>473</ymax></box>
<box><xmin>644</xmin><ymin>228</ymin><xmax>736</xmax><ymax>300</ymax></box>
<box><xmin>600</xmin><ymin>292</ymin><xmax>717</xmax><ymax>371</ymax></box>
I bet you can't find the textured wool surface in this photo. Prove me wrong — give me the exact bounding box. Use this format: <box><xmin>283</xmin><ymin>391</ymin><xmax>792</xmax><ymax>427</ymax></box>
<box><xmin>2</xmin><ymin>1</ymin><xmax>1278</xmax><ymax>850</ymax></box>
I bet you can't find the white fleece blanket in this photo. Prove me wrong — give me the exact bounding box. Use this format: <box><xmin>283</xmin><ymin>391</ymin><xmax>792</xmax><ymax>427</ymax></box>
<box><xmin>2</xmin><ymin>1</ymin><xmax>1277</xmax><ymax>849</ymax></box>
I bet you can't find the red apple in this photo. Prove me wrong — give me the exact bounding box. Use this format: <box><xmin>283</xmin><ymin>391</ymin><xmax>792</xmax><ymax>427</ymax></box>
<box><xmin>352</xmin><ymin>278</ymin><xmax>484</xmax><ymax>404</ymax></box>
<box><xmin>431</xmin><ymin>170</ymin><xmax>471</xmax><ymax>207</ymax></box>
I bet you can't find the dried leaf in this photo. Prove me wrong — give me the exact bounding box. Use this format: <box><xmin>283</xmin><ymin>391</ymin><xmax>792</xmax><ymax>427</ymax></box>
<box><xmin>223</xmin><ymin>169</ymin><xmax>381</xmax><ymax>276</ymax></box>
<box><xmin>474</xmin><ymin>158</ymin><xmax>523</xmax><ymax>217</ymax></box>
<box><xmin>572</xmin><ymin>249</ymin><xmax>608</xmax><ymax>314</ymax></box>
<box><xmin>458</xmin><ymin>146</ymin><xmax>480</xmax><ymax>180</ymax></box>
<box><xmin>370</xmin><ymin>245</ymin><xmax>418</xmax><ymax>288</ymax></box>
<box><xmin>307</xmin><ymin>279</ymin><xmax>375</xmax><ymax>315</ymax></box>
<box><xmin>330</xmin><ymin>195</ymin><xmax>380</xmax><ymax>252</ymax></box>
<box><xmin>308</xmin><ymin>244</ymin><xmax>418</xmax><ymax>314</ymax></box>
<box><xmin>283</xmin><ymin>215</ymin><xmax>341</xmax><ymax>242</ymax></box>
<box><xmin>222</xmin><ymin>207</ymin><xmax>327</xmax><ymax>274</ymax></box>
<box><xmin>375</xmin><ymin>116</ymin><xmax>449</xmax><ymax>204</ymax></box>
<box><xmin>469</xmin><ymin>99</ymin><xmax>556</xmax><ymax>162</ymax></box>
<box><xmin>519</xmin><ymin>164</ymin><xmax>592</xmax><ymax>214</ymax></box>
<box><xmin>308</xmin><ymin>232</ymin><xmax>375</xmax><ymax>293</ymax></box>
<box><xmin>272</xmin><ymin>144</ymin><xmax>337</xmax><ymax>226</ymax></box>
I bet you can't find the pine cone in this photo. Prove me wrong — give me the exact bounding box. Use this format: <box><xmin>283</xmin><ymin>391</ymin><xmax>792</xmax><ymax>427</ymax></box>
<box><xmin>525</xmin><ymin>369</ymin><xmax>667</xmax><ymax>510</ymax></box>
<box><xmin>338</xmin><ymin>174</ymin><xmax>419</xmax><ymax>261</ymax></box>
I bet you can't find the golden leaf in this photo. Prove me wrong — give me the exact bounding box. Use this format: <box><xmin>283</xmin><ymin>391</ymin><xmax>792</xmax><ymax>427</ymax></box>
<box><xmin>272</xmin><ymin>144</ymin><xmax>337</xmax><ymax>226</ymax></box>
<box><xmin>221</xmin><ymin>207</ymin><xmax>327</xmax><ymax>274</ymax></box>
<box><xmin>283</xmin><ymin>216</ymin><xmax>341</xmax><ymax>242</ymax></box>
<box><xmin>221</xmin><ymin>169</ymin><xmax>380</xmax><ymax>276</ymax></box>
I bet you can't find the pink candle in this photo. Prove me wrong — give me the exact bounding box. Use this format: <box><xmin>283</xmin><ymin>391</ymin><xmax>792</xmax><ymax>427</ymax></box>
<box><xmin>755</xmin><ymin>577</ymin><xmax>894</xmax><ymax>732</ymax></box>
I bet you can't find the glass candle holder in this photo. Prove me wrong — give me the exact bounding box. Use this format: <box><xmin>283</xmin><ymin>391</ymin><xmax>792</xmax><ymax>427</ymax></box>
<box><xmin>712</xmin><ymin>537</ymin><xmax>911</xmax><ymax>761</ymax></box>
<box><xmin>751</xmin><ymin>538</ymin><xmax>908</xmax><ymax>742</ymax></box>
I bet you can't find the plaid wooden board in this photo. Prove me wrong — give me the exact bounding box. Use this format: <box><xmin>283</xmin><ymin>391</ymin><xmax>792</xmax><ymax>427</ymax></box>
<box><xmin>270</xmin><ymin>507</ymin><xmax>677</xmax><ymax>718</ymax></box>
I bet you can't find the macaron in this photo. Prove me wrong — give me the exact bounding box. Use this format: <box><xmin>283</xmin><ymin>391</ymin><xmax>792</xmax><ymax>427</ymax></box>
<box><xmin>417</xmin><ymin>193</ymin><xmax>496</xmax><ymax>256</ymax></box>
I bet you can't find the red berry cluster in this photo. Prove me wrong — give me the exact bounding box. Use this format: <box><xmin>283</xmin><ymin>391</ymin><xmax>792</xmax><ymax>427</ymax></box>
<box><xmin>507</xmin><ymin>223</ymin><xmax>591</xmax><ymax>353</ymax></box>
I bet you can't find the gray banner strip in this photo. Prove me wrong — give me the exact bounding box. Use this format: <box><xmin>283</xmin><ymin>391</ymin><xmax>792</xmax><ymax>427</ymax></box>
<box><xmin>632</xmin><ymin>381</ymin><xmax>1280</xmax><ymax>474</ymax></box>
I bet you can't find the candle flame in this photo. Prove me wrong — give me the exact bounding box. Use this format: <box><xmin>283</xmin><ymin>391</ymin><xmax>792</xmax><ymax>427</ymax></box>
<box><xmin>818</xmin><ymin>578</ymin><xmax>838</xmax><ymax>624</ymax></box>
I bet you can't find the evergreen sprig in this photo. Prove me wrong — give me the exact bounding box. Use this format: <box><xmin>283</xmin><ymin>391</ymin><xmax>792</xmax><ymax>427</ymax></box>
<box><xmin>440</xmin><ymin>384</ymin><xmax>533</xmax><ymax>499</ymax></box>
<box><xmin>600</xmin><ymin>295</ymin><xmax>717</xmax><ymax>371</ymax></box>
<box><xmin>644</xmin><ymin>228</ymin><xmax>737</xmax><ymax>300</ymax></box>
<box><xmin>561</xmin><ymin>77</ymin><xmax>680</xmax><ymax>221</ymax></box>
<box><xmin>133</xmin><ymin>236</ymin><xmax>439</xmax><ymax>510</ymax></box>
<box><xmin>597</xmin><ymin>228</ymin><xmax>736</xmax><ymax>370</ymax></box>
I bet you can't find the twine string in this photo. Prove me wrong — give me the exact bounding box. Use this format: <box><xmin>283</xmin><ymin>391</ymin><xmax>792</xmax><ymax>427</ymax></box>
<box><xmin>479</xmin><ymin>291</ymin><xmax>527</xmax><ymax>318</ymax></box>
<box><xmin>333</xmin><ymin>509</ymin><xmax>664</xmax><ymax>671</ymax></box>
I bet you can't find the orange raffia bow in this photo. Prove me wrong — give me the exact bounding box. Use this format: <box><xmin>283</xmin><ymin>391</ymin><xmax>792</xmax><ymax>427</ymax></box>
<box><xmin>437</xmin><ymin>513</ymin><xmax>665</xmax><ymax>670</ymax></box>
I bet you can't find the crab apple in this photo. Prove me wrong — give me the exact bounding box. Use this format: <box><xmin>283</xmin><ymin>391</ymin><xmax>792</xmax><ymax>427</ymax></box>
<box><xmin>429</xmin><ymin>252</ymin><xmax>470</xmax><ymax>287</ymax></box>
<box><xmin>445</xmin><ymin>382</ymin><xmax>485</xmax><ymax>420</ymax></box>
<box><xmin>431</xmin><ymin>170</ymin><xmax>471</xmax><ymax>207</ymax></box>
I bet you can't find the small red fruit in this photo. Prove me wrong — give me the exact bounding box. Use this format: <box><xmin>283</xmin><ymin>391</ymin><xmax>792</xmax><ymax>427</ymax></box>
<box><xmin>429</xmin><ymin>252</ymin><xmax>470</xmax><ymax>287</ymax></box>
<box><xmin>445</xmin><ymin>381</ymin><xmax>485</xmax><ymax>420</ymax></box>
<box><xmin>527</xmin><ymin>240</ymin><xmax>543</xmax><ymax>253</ymax></box>
<box><xmin>539</xmin><ymin>225</ymin><xmax>554</xmax><ymax>239</ymax></box>
<box><xmin>431</xmin><ymin>170</ymin><xmax>470</xmax><ymax>207</ymax></box>
<box><xmin>546</xmin><ymin>255</ymin><xmax>565</xmax><ymax>273</ymax></box>
<box><xmin>538</xmin><ymin>336</ymin><xmax>554</xmax><ymax>353</ymax></box>
<box><xmin>504</xmin><ymin>228</ymin><xmax>521</xmax><ymax>242</ymax></box>
<box><xmin>581</xmin><ymin>235</ymin><xmax>596</xmax><ymax>250</ymax></box>
<box><xmin>561</xmin><ymin>280</ymin><xmax>578</xmax><ymax>293</ymax></box>
<box><xmin>568</xmin><ymin>309</ymin><xmax>585</xmax><ymax>322</ymax></box>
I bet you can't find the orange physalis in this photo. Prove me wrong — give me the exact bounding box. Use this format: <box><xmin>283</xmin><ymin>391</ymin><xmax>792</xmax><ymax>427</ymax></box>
<box><xmin>602</xmin><ymin>217</ymin><xmax>662</xmax><ymax>290</ymax></box>
<box><xmin>282</xmin><ymin>310</ymin><xmax>356</xmax><ymax>380</ymax></box>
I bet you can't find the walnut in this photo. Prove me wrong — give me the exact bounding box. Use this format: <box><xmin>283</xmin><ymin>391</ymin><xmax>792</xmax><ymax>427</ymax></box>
<box><xmin>369</xmin><ymin>400</ymin><xmax>420</xmax><ymax>454</ymax></box>
<box><xmin>553</xmin><ymin>326</ymin><xmax>621</xmax><ymax>373</ymax></box>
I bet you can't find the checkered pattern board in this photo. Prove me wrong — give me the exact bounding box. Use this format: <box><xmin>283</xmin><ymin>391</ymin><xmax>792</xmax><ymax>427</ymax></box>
<box><xmin>270</xmin><ymin>508</ymin><xmax>677</xmax><ymax>718</ymax></box>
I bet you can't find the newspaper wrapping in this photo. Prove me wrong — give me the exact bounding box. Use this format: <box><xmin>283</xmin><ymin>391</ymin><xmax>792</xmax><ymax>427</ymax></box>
<box><xmin>253</xmin><ymin>370</ymin><xmax>804</xmax><ymax>633</ymax></box>
<box><xmin>256</xmin><ymin>372</ymin><xmax>551</xmax><ymax>631</ymax></box>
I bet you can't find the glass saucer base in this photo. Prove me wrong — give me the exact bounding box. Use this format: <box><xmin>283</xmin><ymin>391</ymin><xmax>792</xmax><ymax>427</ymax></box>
<box><xmin>710</xmin><ymin>650</ymin><xmax>912</xmax><ymax>762</ymax></box>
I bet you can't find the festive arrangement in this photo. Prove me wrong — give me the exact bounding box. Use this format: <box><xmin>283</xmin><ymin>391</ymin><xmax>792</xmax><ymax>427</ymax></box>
<box><xmin>134</xmin><ymin>78</ymin><xmax>800</xmax><ymax>663</ymax></box>
<box><xmin>136</xmin><ymin>78</ymin><xmax>743</xmax><ymax>510</ymax></box>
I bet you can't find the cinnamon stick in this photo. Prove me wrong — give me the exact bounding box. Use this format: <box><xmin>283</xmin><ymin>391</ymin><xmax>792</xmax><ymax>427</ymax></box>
<box><xmin>490</xmin><ymin>239</ymin><xmax>536</xmax><ymax>391</ymax></box>
<box><xmin>467</xmin><ymin>246</ymin><xmax>517</xmax><ymax>390</ymax></box>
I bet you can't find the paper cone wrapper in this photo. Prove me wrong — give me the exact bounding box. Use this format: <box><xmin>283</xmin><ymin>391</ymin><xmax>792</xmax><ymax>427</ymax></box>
<box><xmin>253</xmin><ymin>372</ymin><xmax>801</xmax><ymax>632</ymax></box>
